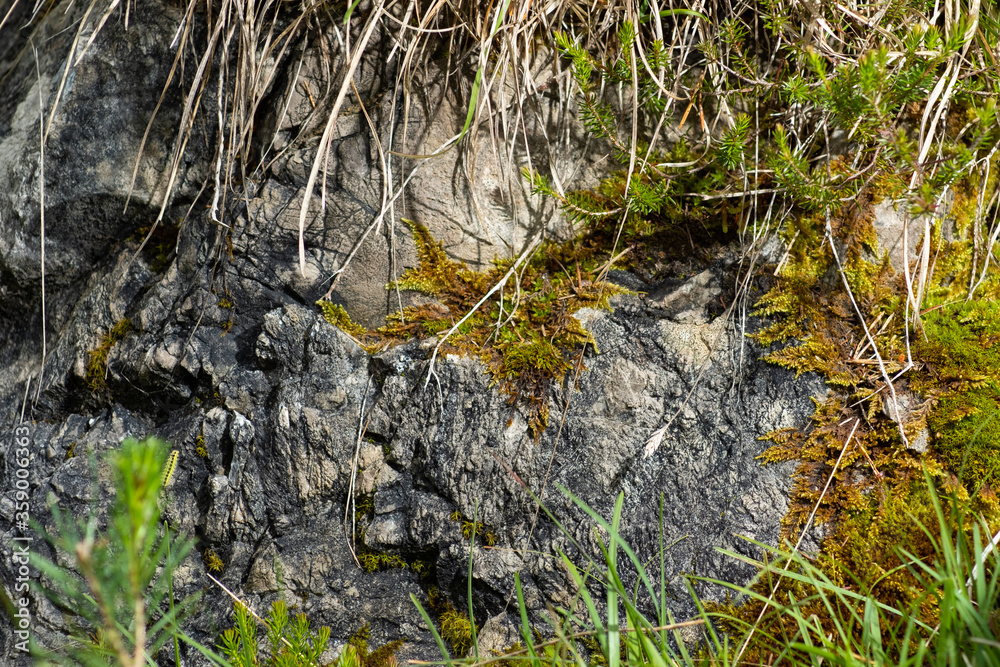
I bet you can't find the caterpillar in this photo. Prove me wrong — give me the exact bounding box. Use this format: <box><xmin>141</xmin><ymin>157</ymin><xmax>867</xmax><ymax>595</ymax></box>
<box><xmin>161</xmin><ymin>450</ymin><xmax>180</xmax><ymax>488</ymax></box>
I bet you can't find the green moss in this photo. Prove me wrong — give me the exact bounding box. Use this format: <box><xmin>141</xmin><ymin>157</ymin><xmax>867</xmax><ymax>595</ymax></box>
<box><xmin>353</xmin><ymin>493</ymin><xmax>434</xmax><ymax>575</ymax></box>
<box><xmin>317</xmin><ymin>219</ymin><xmax>631</xmax><ymax>436</ymax></box>
<box><xmin>348</xmin><ymin>623</ymin><xmax>404</xmax><ymax>667</ymax></box>
<box><xmin>195</xmin><ymin>433</ymin><xmax>208</xmax><ymax>458</ymax></box>
<box><xmin>316</xmin><ymin>301</ymin><xmax>374</xmax><ymax>343</ymax></box>
<box><xmin>720</xmin><ymin>475</ymin><xmax>1000</xmax><ymax>659</ymax></box>
<box><xmin>450</xmin><ymin>510</ymin><xmax>498</xmax><ymax>547</ymax></box>
<box><xmin>355</xmin><ymin>493</ymin><xmax>375</xmax><ymax>521</ymax></box>
<box><xmin>580</xmin><ymin>631</ymin><xmax>627</xmax><ymax>667</ymax></box>
<box><xmin>355</xmin><ymin>541</ymin><xmax>433</xmax><ymax>575</ymax></box>
<box><xmin>544</xmin><ymin>1</ymin><xmax>1000</xmax><ymax>661</ymax></box>
<box><xmin>426</xmin><ymin>588</ymin><xmax>476</xmax><ymax>657</ymax></box>
<box><xmin>204</xmin><ymin>549</ymin><xmax>225</xmax><ymax>573</ymax></box>
<box><xmin>743</xmin><ymin>164</ymin><xmax>1000</xmax><ymax>652</ymax></box>
<box><xmin>920</xmin><ymin>301</ymin><xmax>1000</xmax><ymax>490</ymax></box>
<box><xmin>85</xmin><ymin>318</ymin><xmax>134</xmax><ymax>392</ymax></box>
<box><xmin>439</xmin><ymin>608</ymin><xmax>474</xmax><ymax>656</ymax></box>
<box><xmin>391</xmin><ymin>218</ymin><xmax>490</xmax><ymax>297</ymax></box>
<box><xmin>357</xmin><ymin>551</ymin><xmax>409</xmax><ymax>573</ymax></box>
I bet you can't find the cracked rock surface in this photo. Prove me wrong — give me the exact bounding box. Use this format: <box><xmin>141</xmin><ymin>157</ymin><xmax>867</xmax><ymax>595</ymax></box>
<box><xmin>0</xmin><ymin>2</ymin><xmax>825</xmax><ymax>664</ymax></box>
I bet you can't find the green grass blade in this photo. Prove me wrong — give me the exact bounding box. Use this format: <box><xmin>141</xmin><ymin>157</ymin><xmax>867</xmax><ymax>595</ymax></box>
<box><xmin>607</xmin><ymin>493</ymin><xmax>622</xmax><ymax>667</ymax></box>
<box><xmin>468</xmin><ymin>502</ymin><xmax>480</xmax><ymax>662</ymax></box>
<box><xmin>514</xmin><ymin>573</ymin><xmax>542</xmax><ymax>667</ymax></box>
<box><xmin>411</xmin><ymin>594</ymin><xmax>455</xmax><ymax>667</ymax></box>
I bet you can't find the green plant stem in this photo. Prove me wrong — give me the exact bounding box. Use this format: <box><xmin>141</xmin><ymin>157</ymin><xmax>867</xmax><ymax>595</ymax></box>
<box><xmin>76</xmin><ymin>536</ymin><xmax>131</xmax><ymax>666</ymax></box>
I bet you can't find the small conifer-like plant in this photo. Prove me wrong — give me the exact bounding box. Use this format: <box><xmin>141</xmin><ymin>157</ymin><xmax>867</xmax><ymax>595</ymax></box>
<box><xmin>31</xmin><ymin>436</ymin><xmax>199</xmax><ymax>666</ymax></box>
<box><xmin>220</xmin><ymin>600</ymin><xmax>332</xmax><ymax>667</ymax></box>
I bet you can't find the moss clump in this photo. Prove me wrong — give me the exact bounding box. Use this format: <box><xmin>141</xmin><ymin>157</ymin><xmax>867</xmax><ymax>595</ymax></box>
<box><xmin>440</xmin><ymin>609</ymin><xmax>474</xmax><ymax>656</ymax></box>
<box><xmin>823</xmin><ymin>475</ymin><xmax>999</xmax><ymax>611</ymax></box>
<box><xmin>427</xmin><ymin>587</ymin><xmax>476</xmax><ymax>657</ymax></box>
<box><xmin>918</xmin><ymin>300</ymin><xmax>1000</xmax><ymax>490</ymax></box>
<box><xmin>357</xmin><ymin>551</ymin><xmax>409</xmax><ymax>573</ymax></box>
<box><xmin>449</xmin><ymin>510</ymin><xmax>497</xmax><ymax>547</ymax></box>
<box><xmin>381</xmin><ymin>219</ymin><xmax>628</xmax><ymax>436</ymax></box>
<box><xmin>204</xmin><ymin>549</ymin><xmax>225</xmax><ymax>573</ymax></box>
<box><xmin>718</xmin><ymin>474</ymin><xmax>1000</xmax><ymax>662</ymax></box>
<box><xmin>392</xmin><ymin>219</ymin><xmax>490</xmax><ymax>297</ymax></box>
<box><xmin>744</xmin><ymin>168</ymin><xmax>1000</xmax><ymax>652</ymax></box>
<box><xmin>348</xmin><ymin>623</ymin><xmax>404</xmax><ymax>667</ymax></box>
<box><xmin>317</xmin><ymin>301</ymin><xmax>372</xmax><ymax>343</ymax></box>
<box><xmin>195</xmin><ymin>433</ymin><xmax>208</xmax><ymax>458</ymax></box>
<box><xmin>352</xmin><ymin>493</ymin><xmax>433</xmax><ymax>575</ymax></box>
<box><xmin>928</xmin><ymin>390</ymin><xmax>1000</xmax><ymax>490</ymax></box>
<box><xmin>85</xmin><ymin>318</ymin><xmax>134</xmax><ymax>392</ymax></box>
<box><xmin>318</xmin><ymin>218</ymin><xmax>630</xmax><ymax>436</ymax></box>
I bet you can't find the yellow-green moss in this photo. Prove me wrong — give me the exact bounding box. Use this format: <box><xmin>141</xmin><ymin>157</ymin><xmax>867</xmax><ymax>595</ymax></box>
<box><xmin>357</xmin><ymin>551</ymin><xmax>409</xmax><ymax>573</ymax></box>
<box><xmin>204</xmin><ymin>549</ymin><xmax>225</xmax><ymax>573</ymax></box>
<box><xmin>542</xmin><ymin>3</ymin><xmax>1000</xmax><ymax>661</ymax></box>
<box><xmin>391</xmin><ymin>218</ymin><xmax>490</xmax><ymax>297</ymax></box>
<box><xmin>718</xmin><ymin>475</ymin><xmax>1000</xmax><ymax>661</ymax></box>
<box><xmin>450</xmin><ymin>510</ymin><xmax>498</xmax><ymax>547</ymax></box>
<box><xmin>195</xmin><ymin>435</ymin><xmax>208</xmax><ymax>458</ymax></box>
<box><xmin>920</xmin><ymin>300</ymin><xmax>1000</xmax><ymax>490</ymax></box>
<box><xmin>317</xmin><ymin>218</ymin><xmax>630</xmax><ymax>436</ymax></box>
<box><xmin>353</xmin><ymin>493</ymin><xmax>433</xmax><ymax>574</ymax></box>
<box><xmin>348</xmin><ymin>623</ymin><xmax>404</xmax><ymax>667</ymax></box>
<box><xmin>85</xmin><ymin>318</ymin><xmax>134</xmax><ymax>392</ymax></box>
<box><xmin>317</xmin><ymin>301</ymin><xmax>371</xmax><ymax>341</ymax></box>
<box><xmin>439</xmin><ymin>608</ymin><xmax>474</xmax><ymax>656</ymax></box>
<box><xmin>746</xmin><ymin>165</ymin><xmax>1000</xmax><ymax>651</ymax></box>
<box><xmin>427</xmin><ymin>587</ymin><xmax>476</xmax><ymax>657</ymax></box>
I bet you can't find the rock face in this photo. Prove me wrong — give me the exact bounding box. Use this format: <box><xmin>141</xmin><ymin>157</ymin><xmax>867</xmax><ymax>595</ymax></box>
<box><xmin>0</xmin><ymin>2</ymin><xmax>823</xmax><ymax>665</ymax></box>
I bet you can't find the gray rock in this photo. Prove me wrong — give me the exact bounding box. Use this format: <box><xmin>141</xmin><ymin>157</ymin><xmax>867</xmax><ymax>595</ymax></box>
<box><xmin>0</xmin><ymin>1</ymin><xmax>830</xmax><ymax>664</ymax></box>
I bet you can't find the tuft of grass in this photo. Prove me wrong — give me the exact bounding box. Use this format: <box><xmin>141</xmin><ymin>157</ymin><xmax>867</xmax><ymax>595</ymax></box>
<box><xmin>3</xmin><ymin>0</ymin><xmax>636</xmax><ymax>284</ymax></box>
<box><xmin>418</xmin><ymin>474</ymin><xmax>1000</xmax><ymax>667</ymax></box>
